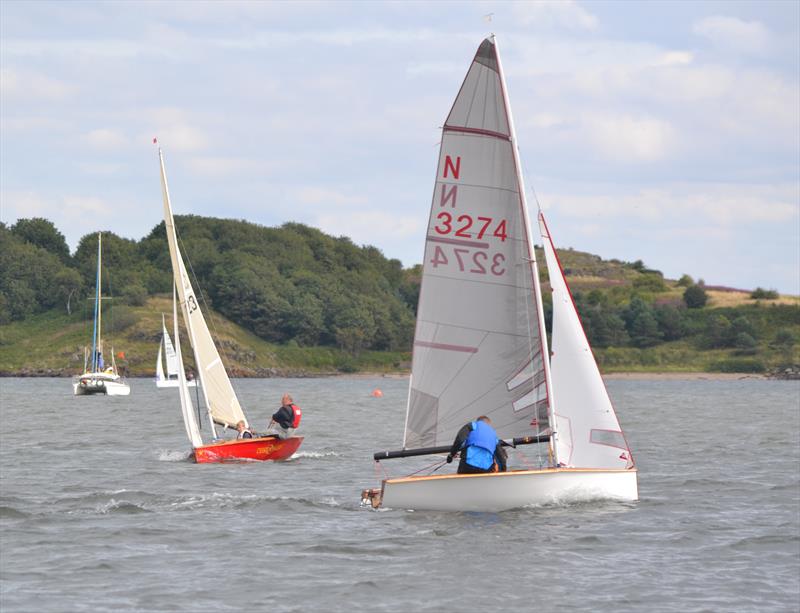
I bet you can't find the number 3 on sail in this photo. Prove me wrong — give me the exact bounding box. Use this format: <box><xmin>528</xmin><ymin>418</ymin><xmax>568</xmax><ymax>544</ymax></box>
<box><xmin>362</xmin><ymin>36</ymin><xmax>638</xmax><ymax>512</ymax></box>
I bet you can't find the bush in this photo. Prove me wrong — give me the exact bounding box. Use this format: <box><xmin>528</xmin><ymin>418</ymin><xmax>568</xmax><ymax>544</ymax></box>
<box><xmin>734</xmin><ymin>332</ymin><xmax>758</xmax><ymax>355</ymax></box>
<box><xmin>121</xmin><ymin>284</ymin><xmax>148</xmax><ymax>306</ymax></box>
<box><xmin>707</xmin><ymin>358</ymin><xmax>766</xmax><ymax>373</ymax></box>
<box><xmin>633</xmin><ymin>273</ymin><xmax>667</xmax><ymax>292</ymax></box>
<box><xmin>107</xmin><ymin>306</ymin><xmax>138</xmax><ymax>333</ymax></box>
<box><xmin>683</xmin><ymin>285</ymin><xmax>708</xmax><ymax>309</ymax></box>
<box><xmin>750</xmin><ymin>287</ymin><xmax>779</xmax><ymax>300</ymax></box>
<box><xmin>676</xmin><ymin>274</ymin><xmax>694</xmax><ymax>287</ymax></box>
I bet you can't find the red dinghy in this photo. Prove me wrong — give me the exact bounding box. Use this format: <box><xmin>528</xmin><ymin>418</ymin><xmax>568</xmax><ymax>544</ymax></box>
<box><xmin>195</xmin><ymin>436</ymin><xmax>304</xmax><ymax>463</ymax></box>
<box><xmin>158</xmin><ymin>146</ymin><xmax>305</xmax><ymax>463</ymax></box>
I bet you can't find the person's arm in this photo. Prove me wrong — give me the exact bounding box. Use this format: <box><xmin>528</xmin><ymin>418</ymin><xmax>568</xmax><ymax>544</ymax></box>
<box><xmin>447</xmin><ymin>423</ymin><xmax>472</xmax><ymax>462</ymax></box>
<box><xmin>495</xmin><ymin>443</ymin><xmax>508</xmax><ymax>472</ymax></box>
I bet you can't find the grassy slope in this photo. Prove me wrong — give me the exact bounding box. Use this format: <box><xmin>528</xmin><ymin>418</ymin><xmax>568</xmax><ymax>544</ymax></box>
<box><xmin>2</xmin><ymin>248</ymin><xmax>797</xmax><ymax>376</ymax></box>
<box><xmin>0</xmin><ymin>295</ymin><xmax>409</xmax><ymax>377</ymax></box>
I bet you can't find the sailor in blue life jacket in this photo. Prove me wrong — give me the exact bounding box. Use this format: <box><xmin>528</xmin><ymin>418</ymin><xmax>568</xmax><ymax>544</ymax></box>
<box><xmin>267</xmin><ymin>393</ymin><xmax>302</xmax><ymax>439</ymax></box>
<box><xmin>236</xmin><ymin>420</ymin><xmax>254</xmax><ymax>439</ymax></box>
<box><xmin>447</xmin><ymin>416</ymin><xmax>508</xmax><ymax>474</ymax></box>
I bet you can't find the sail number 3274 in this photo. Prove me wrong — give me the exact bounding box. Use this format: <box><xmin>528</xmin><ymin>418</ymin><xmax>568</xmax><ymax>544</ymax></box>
<box><xmin>430</xmin><ymin>246</ymin><xmax>506</xmax><ymax>276</ymax></box>
<box><xmin>434</xmin><ymin>212</ymin><xmax>507</xmax><ymax>241</ymax></box>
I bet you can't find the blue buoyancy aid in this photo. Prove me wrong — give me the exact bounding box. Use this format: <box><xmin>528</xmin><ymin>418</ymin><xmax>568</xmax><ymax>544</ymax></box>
<box><xmin>464</xmin><ymin>420</ymin><xmax>498</xmax><ymax>470</ymax></box>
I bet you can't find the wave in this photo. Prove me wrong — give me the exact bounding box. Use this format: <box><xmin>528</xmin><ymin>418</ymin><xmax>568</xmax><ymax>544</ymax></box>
<box><xmin>289</xmin><ymin>450</ymin><xmax>341</xmax><ymax>460</ymax></box>
<box><xmin>0</xmin><ymin>505</ymin><xmax>28</xmax><ymax>519</ymax></box>
<box><xmin>97</xmin><ymin>499</ymin><xmax>152</xmax><ymax>515</ymax></box>
<box><xmin>157</xmin><ymin>449</ymin><xmax>194</xmax><ymax>462</ymax></box>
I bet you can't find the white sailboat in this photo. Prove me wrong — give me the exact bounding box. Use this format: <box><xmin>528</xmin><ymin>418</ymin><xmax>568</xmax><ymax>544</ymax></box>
<box><xmin>73</xmin><ymin>232</ymin><xmax>131</xmax><ymax>397</ymax></box>
<box><xmin>157</xmin><ymin>146</ymin><xmax>303</xmax><ymax>463</ymax></box>
<box><xmin>155</xmin><ymin>311</ymin><xmax>196</xmax><ymax>388</ymax></box>
<box><xmin>362</xmin><ymin>36</ymin><xmax>637</xmax><ymax>511</ymax></box>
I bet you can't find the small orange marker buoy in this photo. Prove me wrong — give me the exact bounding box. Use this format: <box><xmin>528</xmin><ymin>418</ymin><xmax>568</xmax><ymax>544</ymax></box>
<box><xmin>371</xmin><ymin>389</ymin><xmax>383</xmax><ymax>398</ymax></box>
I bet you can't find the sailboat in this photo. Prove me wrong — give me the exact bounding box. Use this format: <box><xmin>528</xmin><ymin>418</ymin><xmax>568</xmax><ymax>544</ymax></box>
<box><xmin>73</xmin><ymin>232</ymin><xmax>131</xmax><ymax>396</ymax></box>
<box><xmin>361</xmin><ymin>36</ymin><xmax>637</xmax><ymax>511</ymax></box>
<box><xmin>157</xmin><ymin>146</ymin><xmax>303</xmax><ymax>463</ymax></box>
<box><xmin>155</xmin><ymin>311</ymin><xmax>196</xmax><ymax>388</ymax></box>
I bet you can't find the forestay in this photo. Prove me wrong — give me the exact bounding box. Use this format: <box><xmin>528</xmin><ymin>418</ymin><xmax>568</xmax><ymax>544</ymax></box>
<box><xmin>159</xmin><ymin>149</ymin><xmax>248</xmax><ymax>429</ymax></box>
<box><xmin>404</xmin><ymin>38</ymin><xmax>551</xmax><ymax>448</ymax></box>
<box><xmin>539</xmin><ymin>214</ymin><xmax>632</xmax><ymax>469</ymax></box>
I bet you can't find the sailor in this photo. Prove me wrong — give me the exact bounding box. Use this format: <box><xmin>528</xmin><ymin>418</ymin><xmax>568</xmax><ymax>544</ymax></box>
<box><xmin>267</xmin><ymin>393</ymin><xmax>302</xmax><ymax>439</ymax></box>
<box><xmin>447</xmin><ymin>416</ymin><xmax>507</xmax><ymax>474</ymax></box>
<box><xmin>235</xmin><ymin>420</ymin><xmax>254</xmax><ymax>439</ymax></box>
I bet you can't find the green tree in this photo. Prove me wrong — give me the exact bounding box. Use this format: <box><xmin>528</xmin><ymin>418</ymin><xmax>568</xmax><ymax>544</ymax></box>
<box><xmin>683</xmin><ymin>284</ymin><xmax>708</xmax><ymax>309</ymax></box>
<box><xmin>11</xmin><ymin>218</ymin><xmax>70</xmax><ymax>263</ymax></box>
<box><xmin>655</xmin><ymin>304</ymin><xmax>688</xmax><ymax>341</ymax></box>
<box><xmin>676</xmin><ymin>274</ymin><xmax>694</xmax><ymax>287</ymax></box>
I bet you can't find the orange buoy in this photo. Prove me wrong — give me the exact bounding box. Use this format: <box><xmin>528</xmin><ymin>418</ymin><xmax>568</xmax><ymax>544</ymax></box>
<box><xmin>371</xmin><ymin>389</ymin><xmax>383</xmax><ymax>398</ymax></box>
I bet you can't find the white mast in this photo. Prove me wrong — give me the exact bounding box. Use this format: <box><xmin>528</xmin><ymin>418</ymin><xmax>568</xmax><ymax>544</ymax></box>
<box><xmin>493</xmin><ymin>36</ymin><xmax>558</xmax><ymax>465</ymax></box>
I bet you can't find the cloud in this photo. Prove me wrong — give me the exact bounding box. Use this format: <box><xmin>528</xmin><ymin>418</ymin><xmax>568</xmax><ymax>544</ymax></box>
<box><xmin>315</xmin><ymin>210</ymin><xmax>420</xmax><ymax>245</ymax></box>
<box><xmin>0</xmin><ymin>67</ymin><xmax>75</xmax><ymax>101</ymax></box>
<box><xmin>693</xmin><ymin>16</ymin><xmax>772</xmax><ymax>55</ymax></box>
<box><xmin>185</xmin><ymin>156</ymin><xmax>282</xmax><ymax>178</ymax></box>
<box><xmin>63</xmin><ymin>195</ymin><xmax>109</xmax><ymax>216</ymax></box>
<box><xmin>142</xmin><ymin>110</ymin><xmax>209</xmax><ymax>152</ymax></box>
<box><xmin>540</xmin><ymin>183</ymin><xmax>799</xmax><ymax>226</ymax></box>
<box><xmin>510</xmin><ymin>0</ymin><xmax>598</xmax><ymax>30</ymax></box>
<box><xmin>292</xmin><ymin>186</ymin><xmax>368</xmax><ymax>207</ymax></box>
<box><xmin>85</xmin><ymin>128</ymin><xmax>128</xmax><ymax>150</ymax></box>
<box><xmin>581</xmin><ymin>114</ymin><xmax>677</xmax><ymax>162</ymax></box>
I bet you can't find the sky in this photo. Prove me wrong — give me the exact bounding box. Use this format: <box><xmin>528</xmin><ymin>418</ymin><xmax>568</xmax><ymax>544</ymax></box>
<box><xmin>1</xmin><ymin>0</ymin><xmax>798</xmax><ymax>293</ymax></box>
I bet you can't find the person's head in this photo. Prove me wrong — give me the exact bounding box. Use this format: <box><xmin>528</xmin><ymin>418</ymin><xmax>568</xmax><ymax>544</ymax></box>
<box><xmin>477</xmin><ymin>415</ymin><xmax>491</xmax><ymax>424</ymax></box>
<box><xmin>236</xmin><ymin>420</ymin><xmax>246</xmax><ymax>432</ymax></box>
<box><xmin>282</xmin><ymin>393</ymin><xmax>293</xmax><ymax>406</ymax></box>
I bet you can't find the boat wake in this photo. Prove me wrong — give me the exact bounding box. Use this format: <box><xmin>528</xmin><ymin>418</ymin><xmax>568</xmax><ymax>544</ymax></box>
<box><xmin>157</xmin><ymin>449</ymin><xmax>194</xmax><ymax>462</ymax></box>
<box><xmin>288</xmin><ymin>450</ymin><xmax>341</xmax><ymax>460</ymax></box>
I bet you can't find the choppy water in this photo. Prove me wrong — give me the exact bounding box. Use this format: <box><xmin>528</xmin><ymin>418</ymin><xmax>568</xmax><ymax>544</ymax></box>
<box><xmin>1</xmin><ymin>376</ymin><xmax>798</xmax><ymax>612</ymax></box>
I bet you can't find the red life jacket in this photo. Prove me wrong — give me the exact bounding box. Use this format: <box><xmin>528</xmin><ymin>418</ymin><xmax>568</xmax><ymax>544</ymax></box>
<box><xmin>290</xmin><ymin>404</ymin><xmax>302</xmax><ymax>428</ymax></box>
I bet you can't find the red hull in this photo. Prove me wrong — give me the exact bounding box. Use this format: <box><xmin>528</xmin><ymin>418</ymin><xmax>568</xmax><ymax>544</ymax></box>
<box><xmin>194</xmin><ymin>436</ymin><xmax>303</xmax><ymax>464</ymax></box>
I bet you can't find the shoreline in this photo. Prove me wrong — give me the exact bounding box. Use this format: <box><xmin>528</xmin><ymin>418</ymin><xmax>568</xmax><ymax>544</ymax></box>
<box><xmin>0</xmin><ymin>371</ymin><xmax>788</xmax><ymax>381</ymax></box>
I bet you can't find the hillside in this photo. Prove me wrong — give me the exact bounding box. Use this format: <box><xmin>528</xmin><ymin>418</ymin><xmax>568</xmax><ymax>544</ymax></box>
<box><xmin>1</xmin><ymin>216</ymin><xmax>798</xmax><ymax>376</ymax></box>
<box><xmin>0</xmin><ymin>295</ymin><xmax>409</xmax><ymax>377</ymax></box>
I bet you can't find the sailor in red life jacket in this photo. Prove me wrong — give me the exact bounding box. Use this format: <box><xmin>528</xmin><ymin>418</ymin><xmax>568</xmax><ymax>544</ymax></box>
<box><xmin>446</xmin><ymin>415</ymin><xmax>507</xmax><ymax>474</ymax></box>
<box><xmin>267</xmin><ymin>393</ymin><xmax>302</xmax><ymax>439</ymax></box>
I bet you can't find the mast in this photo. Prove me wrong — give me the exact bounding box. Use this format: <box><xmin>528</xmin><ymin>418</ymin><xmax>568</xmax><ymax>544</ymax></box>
<box><xmin>90</xmin><ymin>232</ymin><xmax>102</xmax><ymax>373</ymax></box>
<box><xmin>493</xmin><ymin>36</ymin><xmax>558</xmax><ymax>465</ymax></box>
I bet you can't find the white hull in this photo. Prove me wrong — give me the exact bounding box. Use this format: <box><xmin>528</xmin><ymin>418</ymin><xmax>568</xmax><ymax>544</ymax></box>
<box><xmin>155</xmin><ymin>378</ymin><xmax>196</xmax><ymax>388</ymax></box>
<box><xmin>377</xmin><ymin>467</ymin><xmax>638</xmax><ymax>512</ymax></box>
<box><xmin>73</xmin><ymin>374</ymin><xmax>131</xmax><ymax>396</ymax></box>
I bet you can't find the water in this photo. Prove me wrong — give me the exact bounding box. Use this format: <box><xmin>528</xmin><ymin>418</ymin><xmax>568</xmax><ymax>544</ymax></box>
<box><xmin>1</xmin><ymin>377</ymin><xmax>798</xmax><ymax>612</ymax></box>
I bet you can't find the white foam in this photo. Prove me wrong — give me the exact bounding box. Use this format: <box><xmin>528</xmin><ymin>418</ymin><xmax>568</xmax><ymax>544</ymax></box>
<box><xmin>157</xmin><ymin>449</ymin><xmax>193</xmax><ymax>462</ymax></box>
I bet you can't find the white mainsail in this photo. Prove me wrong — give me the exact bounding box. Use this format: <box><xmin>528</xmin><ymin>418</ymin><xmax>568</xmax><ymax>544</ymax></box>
<box><xmin>162</xmin><ymin>313</ymin><xmax>180</xmax><ymax>377</ymax></box>
<box><xmin>403</xmin><ymin>37</ymin><xmax>551</xmax><ymax>448</ymax></box>
<box><xmin>156</xmin><ymin>338</ymin><xmax>165</xmax><ymax>382</ymax></box>
<box><xmin>539</xmin><ymin>214</ymin><xmax>632</xmax><ymax>469</ymax></box>
<box><xmin>158</xmin><ymin>148</ymin><xmax>248</xmax><ymax>429</ymax></box>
